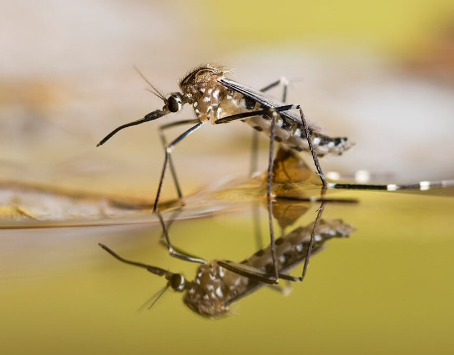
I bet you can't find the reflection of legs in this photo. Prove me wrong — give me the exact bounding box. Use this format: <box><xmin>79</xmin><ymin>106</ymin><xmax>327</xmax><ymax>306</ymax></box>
<box><xmin>157</xmin><ymin>212</ymin><xmax>207</xmax><ymax>264</ymax></box>
<box><xmin>154</xmin><ymin>121</ymin><xmax>204</xmax><ymax>212</ymax></box>
<box><xmin>301</xmin><ymin>200</ymin><xmax>326</xmax><ymax>280</ymax></box>
<box><xmin>252</xmin><ymin>202</ymin><xmax>263</xmax><ymax>250</ymax></box>
<box><xmin>155</xmin><ymin>120</ymin><xmax>207</xmax><ymax>265</ymax></box>
<box><xmin>217</xmin><ymin>259</ymin><xmax>301</xmax><ymax>284</ymax></box>
<box><xmin>250</xmin><ymin>79</ymin><xmax>290</xmax><ymax>257</ymax></box>
<box><xmin>250</xmin><ymin>78</ymin><xmax>289</xmax><ymax>176</ymax></box>
<box><xmin>158</xmin><ymin>119</ymin><xmax>200</xmax><ymax>202</ymax></box>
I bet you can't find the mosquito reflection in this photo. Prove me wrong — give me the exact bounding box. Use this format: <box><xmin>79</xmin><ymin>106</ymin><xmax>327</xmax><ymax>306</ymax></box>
<box><xmin>99</xmin><ymin>198</ymin><xmax>354</xmax><ymax>318</ymax></box>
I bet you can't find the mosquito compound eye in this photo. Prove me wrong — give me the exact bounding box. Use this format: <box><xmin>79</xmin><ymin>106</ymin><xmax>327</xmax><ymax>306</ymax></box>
<box><xmin>169</xmin><ymin>274</ymin><xmax>185</xmax><ymax>291</ymax></box>
<box><xmin>167</xmin><ymin>95</ymin><xmax>182</xmax><ymax>113</ymax></box>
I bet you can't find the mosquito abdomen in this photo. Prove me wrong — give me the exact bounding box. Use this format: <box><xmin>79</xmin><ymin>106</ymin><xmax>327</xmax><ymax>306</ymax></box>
<box><xmin>244</xmin><ymin>116</ymin><xmax>352</xmax><ymax>157</ymax></box>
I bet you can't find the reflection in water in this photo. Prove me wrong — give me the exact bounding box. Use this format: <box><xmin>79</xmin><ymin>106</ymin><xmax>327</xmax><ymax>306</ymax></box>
<box><xmin>100</xmin><ymin>199</ymin><xmax>354</xmax><ymax>318</ymax></box>
<box><xmin>99</xmin><ymin>148</ymin><xmax>358</xmax><ymax>318</ymax></box>
<box><xmin>183</xmin><ymin>218</ymin><xmax>353</xmax><ymax>317</ymax></box>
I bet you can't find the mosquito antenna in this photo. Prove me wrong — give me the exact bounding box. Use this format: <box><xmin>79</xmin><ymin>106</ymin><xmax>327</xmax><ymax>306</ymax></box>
<box><xmin>137</xmin><ymin>283</ymin><xmax>171</xmax><ymax>311</ymax></box>
<box><xmin>134</xmin><ymin>65</ymin><xmax>167</xmax><ymax>102</ymax></box>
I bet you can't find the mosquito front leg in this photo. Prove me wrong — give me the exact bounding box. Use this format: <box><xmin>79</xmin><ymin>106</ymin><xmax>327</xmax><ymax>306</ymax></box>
<box><xmin>158</xmin><ymin>119</ymin><xmax>200</xmax><ymax>201</ymax></box>
<box><xmin>153</xmin><ymin>121</ymin><xmax>204</xmax><ymax>213</ymax></box>
<box><xmin>157</xmin><ymin>212</ymin><xmax>207</xmax><ymax>264</ymax></box>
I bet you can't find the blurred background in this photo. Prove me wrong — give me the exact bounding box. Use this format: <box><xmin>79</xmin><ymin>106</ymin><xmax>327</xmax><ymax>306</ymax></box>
<box><xmin>2</xmin><ymin>2</ymin><xmax>454</xmax><ymax>355</ymax></box>
<box><xmin>1</xmin><ymin>0</ymin><xmax>454</xmax><ymax>201</ymax></box>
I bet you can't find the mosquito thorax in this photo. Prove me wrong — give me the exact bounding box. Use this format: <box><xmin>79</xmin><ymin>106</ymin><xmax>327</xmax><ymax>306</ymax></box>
<box><xmin>178</xmin><ymin>64</ymin><xmax>230</xmax><ymax>123</ymax></box>
<box><xmin>182</xmin><ymin>262</ymin><xmax>231</xmax><ymax>317</ymax></box>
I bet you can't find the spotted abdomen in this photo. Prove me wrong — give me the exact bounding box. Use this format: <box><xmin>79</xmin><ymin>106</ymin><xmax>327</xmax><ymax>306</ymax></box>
<box><xmin>244</xmin><ymin>116</ymin><xmax>351</xmax><ymax>157</ymax></box>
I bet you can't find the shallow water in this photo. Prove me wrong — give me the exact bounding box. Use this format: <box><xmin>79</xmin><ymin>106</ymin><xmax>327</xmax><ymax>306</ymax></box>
<box><xmin>1</xmin><ymin>176</ymin><xmax>454</xmax><ymax>355</ymax></box>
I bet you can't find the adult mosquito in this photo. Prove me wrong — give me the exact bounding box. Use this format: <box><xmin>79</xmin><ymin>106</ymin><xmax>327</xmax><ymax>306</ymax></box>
<box><xmin>97</xmin><ymin>64</ymin><xmax>352</xmax><ymax>281</ymax></box>
<box><xmin>97</xmin><ymin>64</ymin><xmax>453</xmax><ymax>282</ymax></box>
<box><xmin>97</xmin><ymin>64</ymin><xmax>352</xmax><ymax>209</ymax></box>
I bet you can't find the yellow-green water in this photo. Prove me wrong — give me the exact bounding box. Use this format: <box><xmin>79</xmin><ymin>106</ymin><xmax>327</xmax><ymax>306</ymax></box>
<box><xmin>1</xmin><ymin>185</ymin><xmax>454</xmax><ymax>354</ymax></box>
<box><xmin>2</xmin><ymin>1</ymin><xmax>454</xmax><ymax>353</ymax></box>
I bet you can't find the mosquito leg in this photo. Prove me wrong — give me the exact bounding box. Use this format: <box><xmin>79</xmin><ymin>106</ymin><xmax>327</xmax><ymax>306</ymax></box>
<box><xmin>301</xmin><ymin>200</ymin><xmax>326</xmax><ymax>280</ymax></box>
<box><xmin>157</xmin><ymin>212</ymin><xmax>207</xmax><ymax>264</ymax></box>
<box><xmin>249</xmin><ymin>80</ymin><xmax>290</xmax><ymax>256</ymax></box>
<box><xmin>217</xmin><ymin>260</ymin><xmax>301</xmax><ymax>285</ymax></box>
<box><xmin>159</xmin><ymin>119</ymin><xmax>200</xmax><ymax>200</ymax></box>
<box><xmin>153</xmin><ymin>121</ymin><xmax>204</xmax><ymax>213</ymax></box>
<box><xmin>267</xmin><ymin>112</ymin><xmax>277</xmax><ymax>199</ymax></box>
<box><xmin>157</xmin><ymin>207</ymin><xmax>205</xmax><ymax>263</ymax></box>
<box><xmin>250</xmin><ymin>78</ymin><xmax>290</xmax><ymax>176</ymax></box>
<box><xmin>158</xmin><ymin>207</ymin><xmax>183</xmax><ymax>247</ymax></box>
<box><xmin>252</xmin><ymin>202</ymin><xmax>263</xmax><ymax>250</ymax></box>
<box><xmin>215</xmin><ymin>104</ymin><xmax>328</xmax><ymax>188</ymax></box>
<box><xmin>267</xmin><ymin>280</ymin><xmax>293</xmax><ymax>296</ymax></box>
<box><xmin>267</xmin><ymin>133</ymin><xmax>279</xmax><ymax>284</ymax></box>
<box><xmin>297</xmin><ymin>106</ymin><xmax>328</xmax><ymax>187</ymax></box>
<box><xmin>250</xmin><ymin>130</ymin><xmax>260</xmax><ymax>177</ymax></box>
<box><xmin>259</xmin><ymin>77</ymin><xmax>289</xmax><ymax>102</ymax></box>
<box><xmin>215</xmin><ymin>105</ymin><xmax>299</xmax><ymax>124</ymax></box>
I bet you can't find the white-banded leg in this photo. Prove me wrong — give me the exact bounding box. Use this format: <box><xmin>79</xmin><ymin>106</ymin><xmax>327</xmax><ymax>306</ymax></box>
<box><xmin>153</xmin><ymin>121</ymin><xmax>205</xmax><ymax>212</ymax></box>
<box><xmin>215</xmin><ymin>104</ymin><xmax>327</xmax><ymax>188</ymax></box>
<box><xmin>216</xmin><ymin>104</ymin><xmax>327</xmax><ymax>282</ymax></box>
<box><xmin>296</xmin><ymin>106</ymin><xmax>328</xmax><ymax>188</ymax></box>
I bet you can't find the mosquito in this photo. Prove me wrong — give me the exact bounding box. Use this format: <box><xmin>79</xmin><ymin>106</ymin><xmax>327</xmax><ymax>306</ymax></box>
<box><xmin>97</xmin><ymin>64</ymin><xmax>352</xmax><ymax>207</ymax></box>
<box><xmin>99</xmin><ymin>213</ymin><xmax>354</xmax><ymax>318</ymax></box>
<box><xmin>97</xmin><ymin>64</ymin><xmax>353</xmax><ymax>280</ymax></box>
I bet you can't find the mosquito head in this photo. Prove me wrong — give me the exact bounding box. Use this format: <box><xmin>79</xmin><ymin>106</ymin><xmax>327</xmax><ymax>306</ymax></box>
<box><xmin>165</xmin><ymin>92</ymin><xmax>185</xmax><ymax>113</ymax></box>
<box><xmin>167</xmin><ymin>273</ymin><xmax>187</xmax><ymax>292</ymax></box>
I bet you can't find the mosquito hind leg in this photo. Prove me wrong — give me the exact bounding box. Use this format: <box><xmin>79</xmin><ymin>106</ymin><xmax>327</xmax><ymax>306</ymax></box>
<box><xmin>296</xmin><ymin>106</ymin><xmax>328</xmax><ymax>187</ymax></box>
<box><xmin>260</xmin><ymin>77</ymin><xmax>290</xmax><ymax>102</ymax></box>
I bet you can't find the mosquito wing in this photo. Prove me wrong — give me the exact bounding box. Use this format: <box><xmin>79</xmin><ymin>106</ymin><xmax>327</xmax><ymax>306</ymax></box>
<box><xmin>219</xmin><ymin>77</ymin><xmax>325</xmax><ymax>134</ymax></box>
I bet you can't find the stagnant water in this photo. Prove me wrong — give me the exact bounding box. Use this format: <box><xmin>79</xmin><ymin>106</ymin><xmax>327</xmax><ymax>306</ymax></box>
<box><xmin>1</xmin><ymin>161</ymin><xmax>454</xmax><ymax>354</ymax></box>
